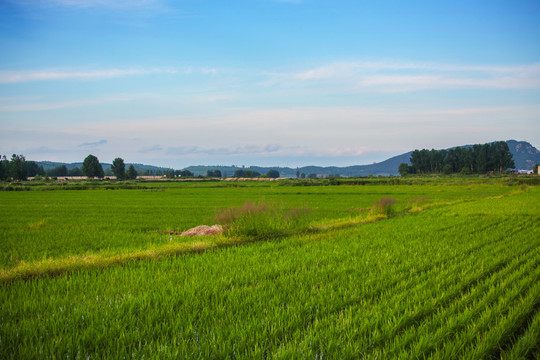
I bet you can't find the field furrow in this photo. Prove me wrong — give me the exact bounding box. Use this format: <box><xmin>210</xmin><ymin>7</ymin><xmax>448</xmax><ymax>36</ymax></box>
<box><xmin>382</xmin><ymin>251</ymin><xmax>540</xmax><ymax>358</ymax></box>
<box><xmin>0</xmin><ymin>182</ymin><xmax>537</xmax><ymax>359</ymax></box>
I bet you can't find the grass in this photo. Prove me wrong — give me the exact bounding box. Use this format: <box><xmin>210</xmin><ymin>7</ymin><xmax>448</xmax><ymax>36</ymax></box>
<box><xmin>1</xmin><ymin>182</ymin><xmax>514</xmax><ymax>268</ymax></box>
<box><xmin>215</xmin><ymin>199</ymin><xmax>311</xmax><ymax>240</ymax></box>
<box><xmin>0</xmin><ymin>180</ymin><xmax>538</xmax><ymax>358</ymax></box>
<box><xmin>369</xmin><ymin>196</ymin><xmax>397</xmax><ymax>216</ymax></box>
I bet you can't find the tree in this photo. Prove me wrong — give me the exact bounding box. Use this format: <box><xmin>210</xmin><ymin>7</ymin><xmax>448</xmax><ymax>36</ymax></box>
<box><xmin>178</xmin><ymin>169</ymin><xmax>194</xmax><ymax>177</ymax></box>
<box><xmin>82</xmin><ymin>154</ymin><xmax>104</xmax><ymax>178</ymax></box>
<box><xmin>69</xmin><ymin>167</ymin><xmax>83</xmax><ymax>176</ymax></box>
<box><xmin>0</xmin><ymin>155</ymin><xmax>10</xmax><ymax>180</ymax></box>
<box><xmin>408</xmin><ymin>141</ymin><xmax>515</xmax><ymax>175</ymax></box>
<box><xmin>10</xmin><ymin>154</ymin><xmax>27</xmax><ymax>180</ymax></box>
<box><xmin>443</xmin><ymin>164</ymin><xmax>453</xmax><ymax>175</ymax></box>
<box><xmin>207</xmin><ymin>170</ymin><xmax>222</xmax><ymax>178</ymax></box>
<box><xmin>533</xmin><ymin>164</ymin><xmax>539</xmax><ymax>175</ymax></box>
<box><xmin>492</xmin><ymin>141</ymin><xmax>514</xmax><ymax>173</ymax></box>
<box><xmin>164</xmin><ymin>169</ymin><xmax>175</xmax><ymax>178</ymax></box>
<box><xmin>26</xmin><ymin>161</ymin><xmax>45</xmax><ymax>177</ymax></box>
<box><xmin>234</xmin><ymin>169</ymin><xmax>246</xmax><ymax>178</ymax></box>
<box><xmin>398</xmin><ymin>163</ymin><xmax>410</xmax><ymax>176</ymax></box>
<box><xmin>48</xmin><ymin>165</ymin><xmax>68</xmax><ymax>177</ymax></box>
<box><xmin>111</xmin><ymin>158</ymin><xmax>126</xmax><ymax>180</ymax></box>
<box><xmin>266</xmin><ymin>169</ymin><xmax>280</xmax><ymax>178</ymax></box>
<box><xmin>126</xmin><ymin>165</ymin><xmax>138</xmax><ymax>180</ymax></box>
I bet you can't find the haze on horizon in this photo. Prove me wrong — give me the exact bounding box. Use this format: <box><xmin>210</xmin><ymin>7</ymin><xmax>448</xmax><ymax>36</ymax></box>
<box><xmin>1</xmin><ymin>0</ymin><xmax>539</xmax><ymax>169</ymax></box>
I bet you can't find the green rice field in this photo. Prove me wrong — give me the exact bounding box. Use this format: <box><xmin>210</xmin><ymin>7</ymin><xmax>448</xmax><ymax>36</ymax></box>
<box><xmin>0</xmin><ymin>179</ymin><xmax>539</xmax><ymax>359</ymax></box>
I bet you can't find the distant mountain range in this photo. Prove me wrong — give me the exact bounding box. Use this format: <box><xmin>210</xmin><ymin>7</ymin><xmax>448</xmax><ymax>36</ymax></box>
<box><xmin>35</xmin><ymin>161</ymin><xmax>169</xmax><ymax>175</ymax></box>
<box><xmin>185</xmin><ymin>140</ymin><xmax>539</xmax><ymax>177</ymax></box>
<box><xmin>35</xmin><ymin>140</ymin><xmax>539</xmax><ymax>177</ymax></box>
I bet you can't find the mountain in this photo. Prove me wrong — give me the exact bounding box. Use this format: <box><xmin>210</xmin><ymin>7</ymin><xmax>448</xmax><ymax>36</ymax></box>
<box><xmin>506</xmin><ymin>140</ymin><xmax>540</xmax><ymax>169</ymax></box>
<box><xmin>33</xmin><ymin>140</ymin><xmax>539</xmax><ymax>178</ymax></box>
<box><xmin>185</xmin><ymin>152</ymin><xmax>413</xmax><ymax>177</ymax></box>
<box><xmin>35</xmin><ymin>161</ymin><xmax>169</xmax><ymax>174</ymax></box>
<box><xmin>186</xmin><ymin>140</ymin><xmax>539</xmax><ymax>177</ymax></box>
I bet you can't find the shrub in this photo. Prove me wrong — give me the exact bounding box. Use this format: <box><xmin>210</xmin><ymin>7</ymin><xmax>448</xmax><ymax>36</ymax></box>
<box><xmin>215</xmin><ymin>199</ymin><xmax>310</xmax><ymax>240</ymax></box>
<box><xmin>370</xmin><ymin>197</ymin><xmax>397</xmax><ymax>217</ymax></box>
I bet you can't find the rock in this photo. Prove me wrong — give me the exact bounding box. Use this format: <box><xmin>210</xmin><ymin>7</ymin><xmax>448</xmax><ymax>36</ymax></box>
<box><xmin>180</xmin><ymin>225</ymin><xmax>223</xmax><ymax>237</ymax></box>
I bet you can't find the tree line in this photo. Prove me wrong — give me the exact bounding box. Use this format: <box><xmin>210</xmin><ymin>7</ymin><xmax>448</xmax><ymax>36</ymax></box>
<box><xmin>0</xmin><ymin>153</ymin><xmax>281</xmax><ymax>181</ymax></box>
<box><xmin>399</xmin><ymin>141</ymin><xmax>515</xmax><ymax>176</ymax></box>
<box><xmin>0</xmin><ymin>154</ymin><xmax>139</xmax><ymax>181</ymax></box>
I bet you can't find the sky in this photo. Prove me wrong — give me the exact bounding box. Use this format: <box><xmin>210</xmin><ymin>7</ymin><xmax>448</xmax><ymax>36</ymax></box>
<box><xmin>1</xmin><ymin>0</ymin><xmax>539</xmax><ymax>168</ymax></box>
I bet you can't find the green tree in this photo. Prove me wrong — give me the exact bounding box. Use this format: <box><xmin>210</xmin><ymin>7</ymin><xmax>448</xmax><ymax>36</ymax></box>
<box><xmin>82</xmin><ymin>154</ymin><xmax>104</xmax><ymax>178</ymax></box>
<box><xmin>10</xmin><ymin>154</ymin><xmax>27</xmax><ymax>180</ymax></box>
<box><xmin>69</xmin><ymin>167</ymin><xmax>83</xmax><ymax>176</ymax></box>
<box><xmin>111</xmin><ymin>158</ymin><xmax>126</xmax><ymax>180</ymax></box>
<box><xmin>173</xmin><ymin>169</ymin><xmax>192</xmax><ymax>177</ymax></box>
<box><xmin>26</xmin><ymin>161</ymin><xmax>45</xmax><ymax>177</ymax></box>
<box><xmin>126</xmin><ymin>165</ymin><xmax>138</xmax><ymax>180</ymax></box>
<box><xmin>443</xmin><ymin>164</ymin><xmax>453</xmax><ymax>175</ymax></box>
<box><xmin>234</xmin><ymin>169</ymin><xmax>246</xmax><ymax>178</ymax></box>
<box><xmin>533</xmin><ymin>164</ymin><xmax>539</xmax><ymax>175</ymax></box>
<box><xmin>492</xmin><ymin>141</ymin><xmax>514</xmax><ymax>173</ymax></box>
<box><xmin>398</xmin><ymin>163</ymin><xmax>410</xmax><ymax>176</ymax></box>
<box><xmin>0</xmin><ymin>155</ymin><xmax>10</xmax><ymax>180</ymax></box>
<box><xmin>266</xmin><ymin>169</ymin><xmax>280</xmax><ymax>178</ymax></box>
<box><xmin>48</xmin><ymin>165</ymin><xmax>68</xmax><ymax>177</ymax></box>
<box><xmin>164</xmin><ymin>169</ymin><xmax>175</xmax><ymax>178</ymax></box>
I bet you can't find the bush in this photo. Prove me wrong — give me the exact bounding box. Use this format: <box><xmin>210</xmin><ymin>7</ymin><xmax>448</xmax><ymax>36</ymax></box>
<box><xmin>215</xmin><ymin>199</ymin><xmax>310</xmax><ymax>240</ymax></box>
<box><xmin>370</xmin><ymin>197</ymin><xmax>397</xmax><ymax>217</ymax></box>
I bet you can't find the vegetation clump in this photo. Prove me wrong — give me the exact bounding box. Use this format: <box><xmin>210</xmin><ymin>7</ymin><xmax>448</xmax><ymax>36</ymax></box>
<box><xmin>215</xmin><ymin>199</ymin><xmax>309</xmax><ymax>240</ymax></box>
<box><xmin>370</xmin><ymin>197</ymin><xmax>397</xmax><ymax>217</ymax></box>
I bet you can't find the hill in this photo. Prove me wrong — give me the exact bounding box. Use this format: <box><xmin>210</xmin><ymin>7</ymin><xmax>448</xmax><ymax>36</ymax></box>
<box><xmin>33</xmin><ymin>140</ymin><xmax>538</xmax><ymax>177</ymax></box>
<box><xmin>187</xmin><ymin>140</ymin><xmax>538</xmax><ymax>177</ymax></box>
<box><xmin>35</xmin><ymin>161</ymin><xmax>169</xmax><ymax>175</ymax></box>
<box><xmin>506</xmin><ymin>140</ymin><xmax>540</xmax><ymax>169</ymax></box>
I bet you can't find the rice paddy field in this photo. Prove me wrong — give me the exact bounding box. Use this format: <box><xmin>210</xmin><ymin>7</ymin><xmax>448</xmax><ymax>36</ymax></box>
<box><xmin>0</xmin><ymin>178</ymin><xmax>539</xmax><ymax>359</ymax></box>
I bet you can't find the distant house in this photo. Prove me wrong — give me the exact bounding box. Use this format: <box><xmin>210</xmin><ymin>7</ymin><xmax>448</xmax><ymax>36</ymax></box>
<box><xmin>509</xmin><ymin>169</ymin><xmax>534</xmax><ymax>175</ymax></box>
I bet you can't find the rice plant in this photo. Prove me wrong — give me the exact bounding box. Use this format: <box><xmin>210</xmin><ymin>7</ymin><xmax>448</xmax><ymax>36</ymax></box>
<box><xmin>215</xmin><ymin>199</ymin><xmax>310</xmax><ymax>240</ymax></box>
<box><xmin>0</xmin><ymin>181</ymin><xmax>537</xmax><ymax>359</ymax></box>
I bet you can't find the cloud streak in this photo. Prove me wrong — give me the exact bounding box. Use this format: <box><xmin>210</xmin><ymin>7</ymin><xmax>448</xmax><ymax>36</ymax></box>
<box><xmin>278</xmin><ymin>61</ymin><xmax>540</xmax><ymax>92</ymax></box>
<box><xmin>166</xmin><ymin>144</ymin><xmax>282</xmax><ymax>156</ymax></box>
<box><xmin>78</xmin><ymin>139</ymin><xmax>107</xmax><ymax>147</ymax></box>
<box><xmin>0</xmin><ymin>67</ymin><xmax>218</xmax><ymax>84</ymax></box>
<box><xmin>0</xmin><ymin>94</ymin><xmax>152</xmax><ymax>112</ymax></box>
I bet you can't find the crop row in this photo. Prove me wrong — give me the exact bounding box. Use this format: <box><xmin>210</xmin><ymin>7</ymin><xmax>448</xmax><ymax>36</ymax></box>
<box><xmin>0</xmin><ymin>183</ymin><xmax>517</xmax><ymax>268</ymax></box>
<box><xmin>1</xmin><ymin>187</ymin><xmax>537</xmax><ymax>358</ymax></box>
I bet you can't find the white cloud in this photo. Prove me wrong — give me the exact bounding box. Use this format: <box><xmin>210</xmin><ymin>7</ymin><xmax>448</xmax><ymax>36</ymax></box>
<box><xmin>0</xmin><ymin>67</ymin><xmax>218</xmax><ymax>84</ymax></box>
<box><xmin>277</xmin><ymin>61</ymin><xmax>540</xmax><ymax>92</ymax></box>
<box><xmin>0</xmin><ymin>94</ymin><xmax>151</xmax><ymax>111</ymax></box>
<box><xmin>166</xmin><ymin>144</ymin><xmax>282</xmax><ymax>156</ymax></box>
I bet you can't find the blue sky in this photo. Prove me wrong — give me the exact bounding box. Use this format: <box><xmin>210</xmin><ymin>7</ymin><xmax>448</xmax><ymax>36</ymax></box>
<box><xmin>1</xmin><ymin>0</ymin><xmax>539</xmax><ymax>168</ymax></box>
